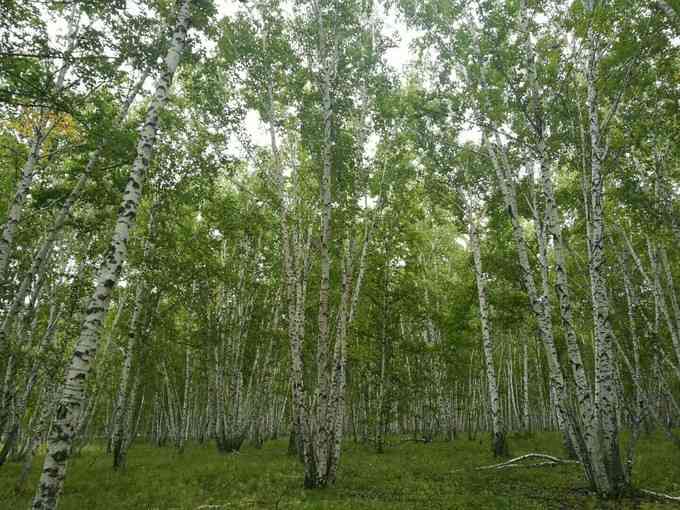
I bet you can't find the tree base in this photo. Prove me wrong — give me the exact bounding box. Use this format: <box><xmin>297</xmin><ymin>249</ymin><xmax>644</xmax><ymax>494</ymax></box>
<box><xmin>216</xmin><ymin>434</ymin><xmax>245</xmax><ymax>453</ymax></box>
<box><xmin>492</xmin><ymin>432</ymin><xmax>509</xmax><ymax>458</ymax></box>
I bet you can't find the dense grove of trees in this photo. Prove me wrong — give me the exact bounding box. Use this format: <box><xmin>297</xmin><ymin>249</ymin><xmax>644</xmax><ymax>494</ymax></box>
<box><xmin>1</xmin><ymin>0</ymin><xmax>679</xmax><ymax>508</ymax></box>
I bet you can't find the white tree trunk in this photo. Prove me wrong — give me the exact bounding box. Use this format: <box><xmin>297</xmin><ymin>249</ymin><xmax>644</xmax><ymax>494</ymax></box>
<box><xmin>179</xmin><ymin>344</ymin><xmax>192</xmax><ymax>451</ymax></box>
<box><xmin>656</xmin><ymin>0</ymin><xmax>679</xmax><ymax>23</ymax></box>
<box><xmin>0</xmin><ymin>72</ymin><xmax>147</xmax><ymax>355</ymax></box>
<box><xmin>0</xmin><ymin>8</ymin><xmax>81</xmax><ymax>279</ymax></box>
<box><xmin>467</xmin><ymin>213</ymin><xmax>506</xmax><ymax>456</ymax></box>
<box><xmin>111</xmin><ymin>284</ymin><xmax>143</xmax><ymax>467</ymax></box>
<box><xmin>583</xmin><ymin>18</ymin><xmax>626</xmax><ymax>494</ymax></box>
<box><xmin>31</xmin><ymin>3</ymin><xmax>191</xmax><ymax>507</ymax></box>
<box><xmin>485</xmin><ymin>139</ymin><xmax>575</xmax><ymax>451</ymax></box>
<box><xmin>472</xmin><ymin>27</ymin><xmax>576</xmax><ymax>453</ymax></box>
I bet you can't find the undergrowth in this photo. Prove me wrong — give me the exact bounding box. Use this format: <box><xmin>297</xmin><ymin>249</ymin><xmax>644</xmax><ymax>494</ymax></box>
<box><xmin>0</xmin><ymin>432</ymin><xmax>678</xmax><ymax>509</ymax></box>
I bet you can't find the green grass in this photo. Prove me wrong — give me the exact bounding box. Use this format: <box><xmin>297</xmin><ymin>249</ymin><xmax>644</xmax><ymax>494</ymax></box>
<box><xmin>1</xmin><ymin>432</ymin><xmax>679</xmax><ymax>509</ymax></box>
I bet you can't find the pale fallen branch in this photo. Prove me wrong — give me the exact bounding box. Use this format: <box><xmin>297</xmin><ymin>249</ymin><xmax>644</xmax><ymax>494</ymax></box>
<box><xmin>640</xmin><ymin>488</ymin><xmax>680</xmax><ymax>503</ymax></box>
<box><xmin>399</xmin><ymin>437</ymin><xmax>433</xmax><ymax>444</ymax></box>
<box><xmin>497</xmin><ymin>461</ymin><xmax>569</xmax><ymax>469</ymax></box>
<box><xmin>476</xmin><ymin>453</ymin><xmax>581</xmax><ymax>471</ymax></box>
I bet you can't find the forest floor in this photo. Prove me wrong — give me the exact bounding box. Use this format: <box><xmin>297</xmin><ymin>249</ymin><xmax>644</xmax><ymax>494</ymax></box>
<box><xmin>1</xmin><ymin>432</ymin><xmax>679</xmax><ymax>509</ymax></box>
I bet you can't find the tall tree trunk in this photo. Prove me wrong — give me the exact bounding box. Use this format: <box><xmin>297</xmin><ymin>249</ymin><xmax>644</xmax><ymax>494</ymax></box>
<box><xmin>522</xmin><ymin>336</ymin><xmax>530</xmax><ymax>433</ymax></box>
<box><xmin>583</xmin><ymin>8</ymin><xmax>626</xmax><ymax>493</ymax></box>
<box><xmin>472</xmin><ymin>27</ymin><xmax>576</xmax><ymax>456</ymax></box>
<box><xmin>485</xmin><ymin>137</ymin><xmax>576</xmax><ymax>454</ymax></box>
<box><xmin>310</xmin><ymin>3</ymin><xmax>336</xmax><ymax>485</ymax></box>
<box><xmin>30</xmin><ymin>3</ymin><xmax>191</xmax><ymax>508</ymax></box>
<box><xmin>467</xmin><ymin>211</ymin><xmax>507</xmax><ymax>457</ymax></box>
<box><xmin>111</xmin><ymin>170</ymin><xmax>157</xmax><ymax>471</ymax></box>
<box><xmin>266</xmin><ymin>48</ymin><xmax>314</xmax><ymax>482</ymax></box>
<box><xmin>111</xmin><ymin>285</ymin><xmax>143</xmax><ymax>468</ymax></box>
<box><xmin>179</xmin><ymin>344</ymin><xmax>192</xmax><ymax>452</ymax></box>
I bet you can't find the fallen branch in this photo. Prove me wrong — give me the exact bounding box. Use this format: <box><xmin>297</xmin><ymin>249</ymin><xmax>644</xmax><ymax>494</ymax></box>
<box><xmin>496</xmin><ymin>461</ymin><xmax>569</xmax><ymax>469</ymax></box>
<box><xmin>399</xmin><ymin>437</ymin><xmax>433</xmax><ymax>444</ymax></box>
<box><xmin>640</xmin><ymin>489</ymin><xmax>680</xmax><ymax>503</ymax></box>
<box><xmin>476</xmin><ymin>453</ymin><xmax>581</xmax><ymax>471</ymax></box>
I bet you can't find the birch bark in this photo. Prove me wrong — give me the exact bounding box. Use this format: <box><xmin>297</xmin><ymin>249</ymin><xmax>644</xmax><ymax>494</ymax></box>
<box><xmin>0</xmin><ymin>9</ymin><xmax>81</xmax><ymax>280</ymax></box>
<box><xmin>484</xmin><ymin>138</ymin><xmax>576</xmax><ymax>452</ymax></box>
<box><xmin>518</xmin><ymin>0</ymin><xmax>608</xmax><ymax>482</ymax></box>
<box><xmin>0</xmin><ymin>72</ymin><xmax>147</xmax><ymax>356</ymax></box>
<box><xmin>112</xmin><ymin>269</ymin><xmax>149</xmax><ymax>467</ymax></box>
<box><xmin>179</xmin><ymin>344</ymin><xmax>192</xmax><ymax>451</ymax></box>
<box><xmin>470</xmin><ymin>27</ymin><xmax>576</xmax><ymax>453</ymax></box>
<box><xmin>465</xmin><ymin>205</ymin><xmax>507</xmax><ymax>456</ymax></box>
<box><xmin>583</xmin><ymin>4</ymin><xmax>626</xmax><ymax>491</ymax></box>
<box><xmin>266</xmin><ymin>35</ymin><xmax>314</xmax><ymax>484</ymax></box>
<box><xmin>522</xmin><ymin>338</ymin><xmax>530</xmax><ymax>432</ymax></box>
<box><xmin>31</xmin><ymin>3</ymin><xmax>191</xmax><ymax>507</ymax></box>
<box><xmin>655</xmin><ymin>0</ymin><xmax>679</xmax><ymax>23</ymax></box>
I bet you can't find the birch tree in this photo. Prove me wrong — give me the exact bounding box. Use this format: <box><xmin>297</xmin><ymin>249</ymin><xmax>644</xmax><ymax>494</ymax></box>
<box><xmin>0</xmin><ymin>7</ymin><xmax>81</xmax><ymax>281</ymax></box>
<box><xmin>579</xmin><ymin>0</ymin><xmax>629</xmax><ymax>493</ymax></box>
<box><xmin>31</xmin><ymin>2</ymin><xmax>192</xmax><ymax>507</ymax></box>
<box><xmin>465</xmin><ymin>201</ymin><xmax>507</xmax><ymax>457</ymax></box>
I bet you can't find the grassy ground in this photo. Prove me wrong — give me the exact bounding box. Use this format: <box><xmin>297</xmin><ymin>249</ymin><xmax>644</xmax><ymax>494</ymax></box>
<box><xmin>1</xmin><ymin>432</ymin><xmax>679</xmax><ymax>509</ymax></box>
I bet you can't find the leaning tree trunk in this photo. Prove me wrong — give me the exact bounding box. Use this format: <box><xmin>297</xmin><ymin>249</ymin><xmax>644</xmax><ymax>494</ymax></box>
<box><xmin>0</xmin><ymin>9</ymin><xmax>80</xmax><ymax>281</ymax></box>
<box><xmin>472</xmin><ymin>30</ymin><xmax>577</xmax><ymax>456</ymax></box>
<box><xmin>0</xmin><ymin>69</ymin><xmax>148</xmax><ymax>355</ymax></box>
<box><xmin>0</xmin><ymin>301</ymin><xmax>62</xmax><ymax>468</ymax></box>
<box><xmin>538</xmin><ymin>154</ymin><xmax>607</xmax><ymax>486</ymax></box>
<box><xmin>30</xmin><ymin>3</ymin><xmax>191</xmax><ymax>508</ymax></box>
<box><xmin>485</xmin><ymin>137</ymin><xmax>577</xmax><ymax>456</ymax></box>
<box><xmin>623</xmin><ymin>233</ymin><xmax>680</xmax><ymax>369</ymax></box>
<box><xmin>0</xmin><ymin>63</ymin><xmax>145</xmax><ymax>462</ymax></box>
<box><xmin>15</xmin><ymin>384</ymin><xmax>60</xmax><ymax>493</ymax></box>
<box><xmin>518</xmin><ymin>0</ymin><xmax>611</xmax><ymax>487</ymax></box>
